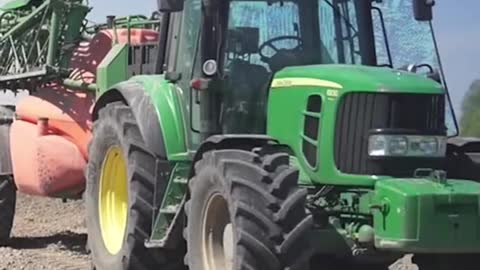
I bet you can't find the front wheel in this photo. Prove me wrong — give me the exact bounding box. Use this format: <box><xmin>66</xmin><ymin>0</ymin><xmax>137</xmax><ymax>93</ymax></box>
<box><xmin>184</xmin><ymin>148</ymin><xmax>314</xmax><ymax>270</ymax></box>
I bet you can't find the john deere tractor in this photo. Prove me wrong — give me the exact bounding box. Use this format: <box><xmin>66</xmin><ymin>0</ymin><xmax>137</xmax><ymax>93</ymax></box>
<box><xmin>80</xmin><ymin>0</ymin><xmax>480</xmax><ymax>269</ymax></box>
<box><xmin>0</xmin><ymin>0</ymin><xmax>479</xmax><ymax>269</ymax></box>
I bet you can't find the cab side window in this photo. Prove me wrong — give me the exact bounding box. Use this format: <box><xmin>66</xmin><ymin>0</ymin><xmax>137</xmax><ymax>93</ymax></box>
<box><xmin>176</xmin><ymin>0</ymin><xmax>202</xmax><ymax>81</ymax></box>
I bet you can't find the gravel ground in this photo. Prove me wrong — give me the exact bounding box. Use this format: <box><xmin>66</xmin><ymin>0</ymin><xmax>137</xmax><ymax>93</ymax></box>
<box><xmin>0</xmin><ymin>193</ymin><xmax>89</xmax><ymax>270</ymax></box>
<box><xmin>0</xmin><ymin>192</ymin><xmax>419</xmax><ymax>270</ymax></box>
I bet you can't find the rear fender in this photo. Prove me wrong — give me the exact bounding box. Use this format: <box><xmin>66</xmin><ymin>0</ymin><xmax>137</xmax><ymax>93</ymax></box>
<box><xmin>448</xmin><ymin>137</ymin><xmax>480</xmax><ymax>153</ymax></box>
<box><xmin>191</xmin><ymin>134</ymin><xmax>279</xmax><ymax>167</ymax></box>
<box><xmin>92</xmin><ymin>75</ymin><xmax>187</xmax><ymax>159</ymax></box>
<box><xmin>447</xmin><ymin>137</ymin><xmax>480</xmax><ymax>180</ymax></box>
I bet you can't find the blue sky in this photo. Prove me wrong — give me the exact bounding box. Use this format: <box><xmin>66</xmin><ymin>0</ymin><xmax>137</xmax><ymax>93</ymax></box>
<box><xmin>85</xmin><ymin>0</ymin><xmax>479</xmax><ymax>119</ymax></box>
<box><xmin>431</xmin><ymin>0</ymin><xmax>480</xmax><ymax>118</ymax></box>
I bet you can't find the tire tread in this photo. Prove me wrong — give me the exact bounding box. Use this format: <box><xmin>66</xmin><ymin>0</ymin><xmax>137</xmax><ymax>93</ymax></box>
<box><xmin>87</xmin><ymin>102</ymin><xmax>184</xmax><ymax>270</ymax></box>
<box><xmin>0</xmin><ymin>176</ymin><xmax>15</xmax><ymax>243</ymax></box>
<box><xmin>185</xmin><ymin>147</ymin><xmax>313</xmax><ymax>270</ymax></box>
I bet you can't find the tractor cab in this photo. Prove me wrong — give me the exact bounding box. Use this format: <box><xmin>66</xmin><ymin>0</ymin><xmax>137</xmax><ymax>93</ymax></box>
<box><xmin>158</xmin><ymin>0</ymin><xmax>456</xmax><ymax>145</ymax></box>
<box><xmin>218</xmin><ymin>0</ymin><xmax>382</xmax><ymax>134</ymax></box>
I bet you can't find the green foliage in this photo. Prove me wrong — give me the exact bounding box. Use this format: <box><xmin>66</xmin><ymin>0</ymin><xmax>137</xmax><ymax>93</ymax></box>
<box><xmin>460</xmin><ymin>80</ymin><xmax>480</xmax><ymax>136</ymax></box>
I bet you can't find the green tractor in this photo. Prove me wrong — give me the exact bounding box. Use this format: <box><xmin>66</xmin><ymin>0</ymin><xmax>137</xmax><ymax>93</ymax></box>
<box><xmin>85</xmin><ymin>0</ymin><xmax>480</xmax><ymax>269</ymax></box>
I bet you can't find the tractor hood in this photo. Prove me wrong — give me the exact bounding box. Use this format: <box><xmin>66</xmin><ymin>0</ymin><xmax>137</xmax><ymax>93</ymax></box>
<box><xmin>267</xmin><ymin>63</ymin><xmax>448</xmax><ymax>187</ymax></box>
<box><xmin>273</xmin><ymin>64</ymin><xmax>444</xmax><ymax>94</ymax></box>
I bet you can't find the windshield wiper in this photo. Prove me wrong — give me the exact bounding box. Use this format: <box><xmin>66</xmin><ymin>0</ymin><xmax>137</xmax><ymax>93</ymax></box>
<box><xmin>323</xmin><ymin>0</ymin><xmax>361</xmax><ymax>62</ymax></box>
<box><xmin>322</xmin><ymin>0</ymin><xmax>358</xmax><ymax>36</ymax></box>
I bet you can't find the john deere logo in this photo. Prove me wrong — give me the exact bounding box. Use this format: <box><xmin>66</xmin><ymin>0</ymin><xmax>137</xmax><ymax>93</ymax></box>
<box><xmin>271</xmin><ymin>78</ymin><xmax>343</xmax><ymax>89</ymax></box>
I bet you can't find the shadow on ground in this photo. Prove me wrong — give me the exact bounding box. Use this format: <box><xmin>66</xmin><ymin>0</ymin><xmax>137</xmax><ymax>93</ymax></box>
<box><xmin>4</xmin><ymin>231</ymin><xmax>87</xmax><ymax>254</ymax></box>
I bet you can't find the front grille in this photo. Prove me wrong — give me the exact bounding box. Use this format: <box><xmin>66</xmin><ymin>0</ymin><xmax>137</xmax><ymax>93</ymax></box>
<box><xmin>334</xmin><ymin>92</ymin><xmax>446</xmax><ymax>177</ymax></box>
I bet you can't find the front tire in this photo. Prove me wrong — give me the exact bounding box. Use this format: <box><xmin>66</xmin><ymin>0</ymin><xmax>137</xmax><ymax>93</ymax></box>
<box><xmin>86</xmin><ymin>102</ymin><xmax>183</xmax><ymax>270</ymax></box>
<box><xmin>185</xmin><ymin>148</ymin><xmax>314</xmax><ymax>270</ymax></box>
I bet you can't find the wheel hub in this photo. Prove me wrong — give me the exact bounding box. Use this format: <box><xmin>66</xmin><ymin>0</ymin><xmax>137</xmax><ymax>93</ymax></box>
<box><xmin>202</xmin><ymin>193</ymin><xmax>234</xmax><ymax>270</ymax></box>
<box><xmin>98</xmin><ymin>145</ymin><xmax>128</xmax><ymax>255</ymax></box>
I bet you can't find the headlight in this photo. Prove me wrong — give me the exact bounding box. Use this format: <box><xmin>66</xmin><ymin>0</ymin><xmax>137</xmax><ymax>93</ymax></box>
<box><xmin>368</xmin><ymin>134</ymin><xmax>446</xmax><ymax>157</ymax></box>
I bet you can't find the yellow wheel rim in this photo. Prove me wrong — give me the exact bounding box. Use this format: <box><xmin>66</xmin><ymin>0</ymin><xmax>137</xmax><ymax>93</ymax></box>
<box><xmin>99</xmin><ymin>145</ymin><xmax>128</xmax><ymax>255</ymax></box>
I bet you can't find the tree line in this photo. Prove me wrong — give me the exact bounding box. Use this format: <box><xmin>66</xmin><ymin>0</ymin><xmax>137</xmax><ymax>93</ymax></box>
<box><xmin>460</xmin><ymin>80</ymin><xmax>480</xmax><ymax>137</ymax></box>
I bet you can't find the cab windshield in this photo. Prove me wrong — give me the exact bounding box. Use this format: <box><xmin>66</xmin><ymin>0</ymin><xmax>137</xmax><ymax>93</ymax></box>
<box><xmin>223</xmin><ymin>0</ymin><xmax>441</xmax><ymax>72</ymax></box>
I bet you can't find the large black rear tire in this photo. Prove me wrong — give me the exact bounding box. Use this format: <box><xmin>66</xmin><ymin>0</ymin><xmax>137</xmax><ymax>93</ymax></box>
<box><xmin>184</xmin><ymin>148</ymin><xmax>314</xmax><ymax>270</ymax></box>
<box><xmin>0</xmin><ymin>176</ymin><xmax>15</xmax><ymax>245</ymax></box>
<box><xmin>86</xmin><ymin>102</ymin><xmax>184</xmax><ymax>270</ymax></box>
<box><xmin>0</xmin><ymin>105</ymin><xmax>15</xmax><ymax>245</ymax></box>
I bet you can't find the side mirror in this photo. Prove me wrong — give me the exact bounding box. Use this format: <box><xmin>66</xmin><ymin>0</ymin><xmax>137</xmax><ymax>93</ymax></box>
<box><xmin>413</xmin><ymin>0</ymin><xmax>435</xmax><ymax>21</ymax></box>
<box><xmin>157</xmin><ymin>0</ymin><xmax>184</xmax><ymax>12</ymax></box>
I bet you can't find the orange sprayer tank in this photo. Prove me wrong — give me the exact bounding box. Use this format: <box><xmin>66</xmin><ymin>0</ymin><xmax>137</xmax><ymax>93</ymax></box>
<box><xmin>9</xmin><ymin>29</ymin><xmax>159</xmax><ymax>197</ymax></box>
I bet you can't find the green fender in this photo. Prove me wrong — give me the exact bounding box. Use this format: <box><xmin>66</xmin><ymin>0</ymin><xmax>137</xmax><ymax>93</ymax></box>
<box><xmin>92</xmin><ymin>75</ymin><xmax>188</xmax><ymax>160</ymax></box>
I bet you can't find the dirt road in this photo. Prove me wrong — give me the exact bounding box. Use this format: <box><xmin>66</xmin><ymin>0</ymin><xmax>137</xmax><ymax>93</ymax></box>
<box><xmin>0</xmin><ymin>193</ymin><xmax>89</xmax><ymax>270</ymax></box>
<box><xmin>0</xmin><ymin>193</ymin><xmax>417</xmax><ymax>270</ymax></box>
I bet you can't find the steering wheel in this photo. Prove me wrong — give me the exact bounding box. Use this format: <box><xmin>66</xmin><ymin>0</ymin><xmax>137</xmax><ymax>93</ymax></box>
<box><xmin>259</xmin><ymin>36</ymin><xmax>304</xmax><ymax>64</ymax></box>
